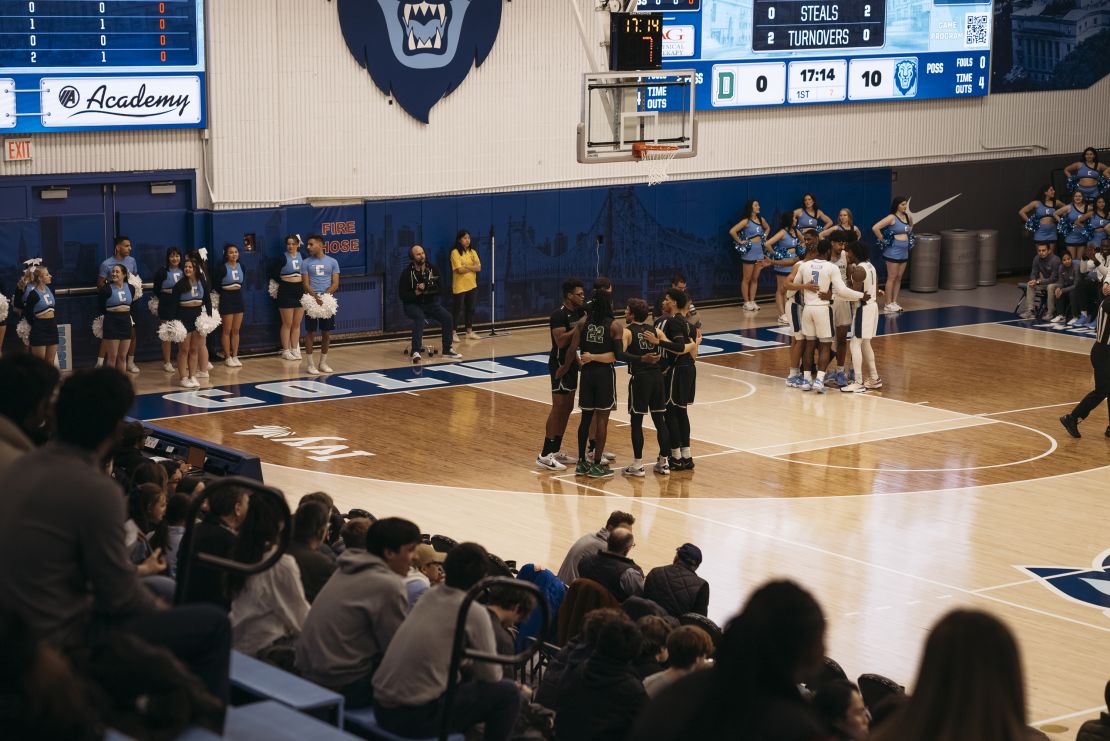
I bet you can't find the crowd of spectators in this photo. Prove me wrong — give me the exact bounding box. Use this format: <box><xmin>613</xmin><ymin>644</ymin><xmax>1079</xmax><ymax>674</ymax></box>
<box><xmin>0</xmin><ymin>354</ymin><xmax>1093</xmax><ymax>740</ymax></box>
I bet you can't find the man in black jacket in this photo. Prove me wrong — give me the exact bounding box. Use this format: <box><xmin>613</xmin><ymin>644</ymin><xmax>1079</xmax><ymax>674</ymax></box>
<box><xmin>399</xmin><ymin>244</ymin><xmax>462</xmax><ymax>363</ymax></box>
<box><xmin>644</xmin><ymin>543</ymin><xmax>710</xmax><ymax>618</ymax></box>
<box><xmin>577</xmin><ymin>528</ymin><xmax>644</xmax><ymax>602</ymax></box>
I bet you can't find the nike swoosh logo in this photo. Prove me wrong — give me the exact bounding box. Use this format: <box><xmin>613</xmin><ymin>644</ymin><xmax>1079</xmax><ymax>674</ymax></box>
<box><xmin>907</xmin><ymin>194</ymin><xmax>961</xmax><ymax>225</ymax></box>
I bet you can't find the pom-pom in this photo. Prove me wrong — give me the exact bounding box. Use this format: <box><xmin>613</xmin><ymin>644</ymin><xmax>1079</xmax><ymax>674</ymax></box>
<box><xmin>16</xmin><ymin>318</ymin><xmax>30</xmax><ymax>345</ymax></box>
<box><xmin>91</xmin><ymin>315</ymin><xmax>104</xmax><ymax>339</ymax></box>
<box><xmin>301</xmin><ymin>292</ymin><xmax>338</xmax><ymax>319</ymax></box>
<box><xmin>194</xmin><ymin>309</ymin><xmax>222</xmax><ymax>337</ymax></box>
<box><xmin>733</xmin><ymin>240</ymin><xmax>751</xmax><ymax>256</ymax></box>
<box><xmin>127</xmin><ymin>272</ymin><xmax>143</xmax><ymax>300</ymax></box>
<box><xmin>268</xmin><ymin>279</ymin><xmax>279</xmax><ymax>299</ymax></box>
<box><xmin>159</xmin><ymin>320</ymin><xmax>188</xmax><ymax>344</ymax></box>
<box><xmin>1066</xmin><ymin>174</ymin><xmax>1079</xmax><ymax>193</ymax></box>
<box><xmin>1098</xmin><ymin>173</ymin><xmax>1110</xmax><ymax>195</ymax></box>
<box><xmin>1023</xmin><ymin>216</ymin><xmax>1039</xmax><ymax>234</ymax></box>
<box><xmin>1058</xmin><ymin>219</ymin><xmax>1073</xmax><ymax>238</ymax></box>
<box><xmin>147</xmin><ymin>295</ymin><xmax>159</xmax><ymax>316</ymax></box>
<box><xmin>0</xmin><ymin>293</ymin><xmax>8</xmax><ymax>323</ymax></box>
<box><xmin>770</xmin><ymin>244</ymin><xmax>793</xmax><ymax>262</ymax></box>
<box><xmin>210</xmin><ymin>292</ymin><xmax>220</xmax><ymax>313</ymax></box>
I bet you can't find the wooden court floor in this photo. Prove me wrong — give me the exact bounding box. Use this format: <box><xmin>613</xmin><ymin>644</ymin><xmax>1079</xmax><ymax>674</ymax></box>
<box><xmin>132</xmin><ymin>292</ymin><xmax>1110</xmax><ymax>737</ymax></box>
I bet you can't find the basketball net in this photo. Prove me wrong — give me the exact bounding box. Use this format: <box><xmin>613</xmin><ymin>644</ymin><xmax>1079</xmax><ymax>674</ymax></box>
<box><xmin>632</xmin><ymin>142</ymin><xmax>679</xmax><ymax>186</ymax></box>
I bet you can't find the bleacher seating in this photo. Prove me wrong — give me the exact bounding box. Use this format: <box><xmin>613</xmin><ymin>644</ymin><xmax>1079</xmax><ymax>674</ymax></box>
<box><xmin>343</xmin><ymin>707</ymin><xmax>464</xmax><ymax>741</ymax></box>
<box><xmin>229</xmin><ymin>650</ymin><xmax>345</xmax><ymax>726</ymax></box>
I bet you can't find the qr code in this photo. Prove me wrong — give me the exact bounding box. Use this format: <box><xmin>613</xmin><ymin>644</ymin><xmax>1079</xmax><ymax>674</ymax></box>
<box><xmin>965</xmin><ymin>13</ymin><xmax>990</xmax><ymax>47</ymax></box>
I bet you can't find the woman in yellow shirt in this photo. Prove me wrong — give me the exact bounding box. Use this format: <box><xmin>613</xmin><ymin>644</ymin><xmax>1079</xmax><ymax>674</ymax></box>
<box><xmin>450</xmin><ymin>230</ymin><xmax>482</xmax><ymax>340</ymax></box>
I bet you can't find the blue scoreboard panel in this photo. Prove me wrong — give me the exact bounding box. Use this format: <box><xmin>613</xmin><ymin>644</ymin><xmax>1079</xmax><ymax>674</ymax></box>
<box><xmin>0</xmin><ymin>0</ymin><xmax>206</xmax><ymax>133</ymax></box>
<box><xmin>647</xmin><ymin>0</ymin><xmax>991</xmax><ymax>109</ymax></box>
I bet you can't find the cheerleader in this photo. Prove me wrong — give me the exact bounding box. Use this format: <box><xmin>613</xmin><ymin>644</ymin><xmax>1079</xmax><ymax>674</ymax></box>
<box><xmin>96</xmin><ymin>236</ymin><xmax>141</xmax><ymax>373</ymax></box>
<box><xmin>1056</xmin><ymin>189</ymin><xmax>1093</xmax><ymax>260</ymax></box>
<box><xmin>99</xmin><ymin>264</ymin><xmax>136</xmax><ymax>373</ymax></box>
<box><xmin>728</xmin><ymin>200</ymin><xmax>771</xmax><ymax>312</ymax></box>
<box><xmin>1018</xmin><ymin>184</ymin><xmax>1064</xmax><ymax>248</ymax></box>
<box><xmin>872</xmin><ymin>196</ymin><xmax>914</xmax><ymax>313</ymax></box>
<box><xmin>1064</xmin><ymin>147</ymin><xmax>1108</xmax><ymax>203</ymax></box>
<box><xmin>187</xmin><ymin>248</ymin><xmax>215</xmax><ymax>375</ymax></box>
<box><xmin>793</xmin><ymin>193</ymin><xmax>833</xmax><ymax>232</ymax></box>
<box><xmin>820</xmin><ymin>208</ymin><xmax>863</xmax><ymax>242</ymax></box>
<box><xmin>171</xmin><ymin>257</ymin><xmax>213</xmax><ymax>389</ymax></box>
<box><xmin>151</xmin><ymin>247</ymin><xmax>184</xmax><ymax>372</ymax></box>
<box><xmin>1088</xmin><ymin>195</ymin><xmax>1109</xmax><ymax>251</ymax></box>
<box><xmin>25</xmin><ymin>265</ymin><xmax>58</xmax><ymax>365</ymax></box>
<box><xmin>273</xmin><ymin>234</ymin><xmax>306</xmax><ymax>360</ymax></box>
<box><xmin>215</xmin><ymin>243</ymin><xmax>245</xmax><ymax>367</ymax></box>
<box><xmin>763</xmin><ymin>213</ymin><xmax>803</xmax><ymax>324</ymax></box>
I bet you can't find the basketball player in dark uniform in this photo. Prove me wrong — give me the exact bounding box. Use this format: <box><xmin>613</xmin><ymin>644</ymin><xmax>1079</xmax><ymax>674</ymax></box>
<box><xmin>620</xmin><ymin>298</ymin><xmax>684</xmax><ymax>477</ymax></box>
<box><xmin>536</xmin><ymin>279</ymin><xmax>586</xmax><ymax>471</ymax></box>
<box><xmin>656</xmin><ymin>288</ymin><xmax>699</xmax><ymax>471</ymax></box>
<box><xmin>1060</xmin><ymin>280</ymin><xmax>1110</xmax><ymax>438</ymax></box>
<box><xmin>570</xmin><ymin>288</ymin><xmax>621</xmax><ymax>478</ymax></box>
<box><xmin>585</xmin><ymin>276</ymin><xmax>618</xmax><ymax>466</ymax></box>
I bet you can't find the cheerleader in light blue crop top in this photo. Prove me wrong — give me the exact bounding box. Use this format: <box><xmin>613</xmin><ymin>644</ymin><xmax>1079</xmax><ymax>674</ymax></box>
<box><xmin>729</xmin><ymin>199</ymin><xmax>771</xmax><ymax>312</ymax></box>
<box><xmin>1056</xmin><ymin>190</ymin><xmax>1093</xmax><ymax>259</ymax></box>
<box><xmin>872</xmin><ymin>196</ymin><xmax>914</xmax><ymax>314</ymax></box>
<box><xmin>1019</xmin><ymin>184</ymin><xmax>1064</xmax><ymax>246</ymax></box>
<box><xmin>1065</xmin><ymin>147</ymin><xmax>1108</xmax><ymax>203</ymax></box>
<box><xmin>793</xmin><ymin>193</ymin><xmax>832</xmax><ymax>233</ymax></box>
<box><xmin>1089</xmin><ymin>195</ymin><xmax>1109</xmax><ymax>248</ymax></box>
<box><xmin>765</xmin><ymin>213</ymin><xmax>803</xmax><ymax>325</ymax></box>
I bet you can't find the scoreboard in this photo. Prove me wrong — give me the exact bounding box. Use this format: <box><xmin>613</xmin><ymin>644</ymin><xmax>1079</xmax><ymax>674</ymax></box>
<box><xmin>0</xmin><ymin>0</ymin><xmax>206</xmax><ymax>133</ymax></box>
<box><xmin>642</xmin><ymin>0</ymin><xmax>992</xmax><ymax>110</ymax></box>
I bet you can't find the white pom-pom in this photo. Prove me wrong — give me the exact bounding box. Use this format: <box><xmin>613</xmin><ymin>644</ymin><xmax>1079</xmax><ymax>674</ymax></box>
<box><xmin>0</xmin><ymin>293</ymin><xmax>9</xmax><ymax>323</ymax></box>
<box><xmin>159</xmin><ymin>320</ymin><xmax>188</xmax><ymax>344</ymax></box>
<box><xmin>92</xmin><ymin>315</ymin><xmax>104</xmax><ymax>339</ymax></box>
<box><xmin>194</xmin><ymin>309</ymin><xmax>222</xmax><ymax>337</ymax></box>
<box><xmin>127</xmin><ymin>273</ymin><xmax>143</xmax><ymax>300</ymax></box>
<box><xmin>268</xmin><ymin>279</ymin><xmax>279</xmax><ymax>299</ymax></box>
<box><xmin>301</xmin><ymin>292</ymin><xmax>338</xmax><ymax>319</ymax></box>
<box><xmin>16</xmin><ymin>318</ymin><xmax>30</xmax><ymax>345</ymax></box>
<box><xmin>210</xmin><ymin>292</ymin><xmax>220</xmax><ymax>313</ymax></box>
<box><xmin>147</xmin><ymin>295</ymin><xmax>159</xmax><ymax>316</ymax></box>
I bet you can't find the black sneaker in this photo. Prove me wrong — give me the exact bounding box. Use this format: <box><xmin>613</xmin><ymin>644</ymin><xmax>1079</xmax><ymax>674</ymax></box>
<box><xmin>683</xmin><ymin>457</ymin><xmax>695</xmax><ymax>470</ymax></box>
<box><xmin>1059</xmin><ymin>415</ymin><xmax>1081</xmax><ymax>439</ymax></box>
<box><xmin>669</xmin><ymin>455</ymin><xmax>685</xmax><ymax>471</ymax></box>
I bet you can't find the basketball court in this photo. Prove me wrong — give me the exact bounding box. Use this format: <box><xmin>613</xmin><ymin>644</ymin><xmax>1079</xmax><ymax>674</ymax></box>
<box><xmin>127</xmin><ymin>284</ymin><xmax>1110</xmax><ymax>738</ymax></box>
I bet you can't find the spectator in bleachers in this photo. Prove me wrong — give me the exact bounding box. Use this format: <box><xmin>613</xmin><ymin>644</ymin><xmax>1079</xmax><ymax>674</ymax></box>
<box><xmin>160</xmin><ymin>458</ymin><xmax>189</xmax><ymax>496</ymax></box>
<box><xmin>870</xmin><ymin>609</ymin><xmax>1047</xmax><ymax>741</ymax></box>
<box><xmin>228</xmin><ymin>493</ymin><xmax>310</xmax><ymax>659</ymax></box>
<box><xmin>1077</xmin><ymin>679</ymin><xmax>1110</xmax><ymax>740</ymax></box>
<box><xmin>125</xmin><ymin>482</ymin><xmax>170</xmax><ymax>566</ymax></box>
<box><xmin>176</xmin><ymin>484</ymin><xmax>250</xmax><ymax>608</ymax></box>
<box><xmin>644</xmin><ymin>542</ymin><xmax>710</xmax><ymax>618</ymax></box>
<box><xmin>813</xmin><ymin>680</ymin><xmax>870</xmax><ymax>740</ymax></box>
<box><xmin>556</xmin><ymin>577</ymin><xmax>621</xmax><ymax>645</ymax></box>
<box><xmin>632</xmin><ymin>615</ymin><xmax>673</xmax><ymax>680</ymax></box>
<box><xmin>0</xmin><ymin>367</ymin><xmax>231</xmax><ymax>703</ymax></box>
<box><xmin>557</xmin><ymin>510</ymin><xmax>636</xmax><ymax>584</ymax></box>
<box><xmin>536</xmin><ymin>607</ymin><xmax>626</xmax><ymax>710</ymax></box>
<box><xmin>1051</xmin><ymin>252</ymin><xmax>1081</xmax><ymax>324</ymax></box>
<box><xmin>484</xmin><ymin>583</ymin><xmax>539</xmax><ymax>679</ymax></box>
<box><xmin>554</xmin><ymin>610</ymin><xmax>647</xmax><ymax>741</ymax></box>
<box><xmin>128</xmin><ymin>459</ymin><xmax>169</xmax><ymax>497</ymax></box>
<box><xmin>177</xmin><ymin>472</ymin><xmax>208</xmax><ymax>498</ymax></box>
<box><xmin>404</xmin><ymin>542</ymin><xmax>445</xmax><ymax>606</ymax></box>
<box><xmin>288</xmin><ymin>500</ymin><xmax>337</xmax><ymax>603</ymax></box>
<box><xmin>1019</xmin><ymin>243</ymin><xmax>1061</xmax><ymax>319</ymax></box>
<box><xmin>577</xmin><ymin>528</ymin><xmax>645</xmax><ymax>602</ymax></box>
<box><xmin>111</xmin><ymin>421</ymin><xmax>148</xmax><ymax>488</ymax></box>
<box><xmin>299</xmin><ymin>491</ymin><xmax>344</xmax><ymax>557</ymax></box>
<box><xmin>643</xmin><ymin>625</ymin><xmax>714</xmax><ymax>699</ymax></box>
<box><xmin>295</xmin><ymin>517</ymin><xmax>419</xmax><ymax>708</ymax></box>
<box><xmin>373</xmin><ymin>542</ymin><xmax>522</xmax><ymax>741</ymax></box>
<box><xmin>339</xmin><ymin>515</ymin><xmax>373</xmax><ymax>550</ymax></box>
<box><xmin>0</xmin><ymin>354</ymin><xmax>58</xmax><ymax>472</ymax></box>
<box><xmin>163</xmin><ymin>492</ymin><xmax>191</xmax><ymax>580</ymax></box>
<box><xmin>629</xmin><ymin>580</ymin><xmax>828</xmax><ymax>740</ymax></box>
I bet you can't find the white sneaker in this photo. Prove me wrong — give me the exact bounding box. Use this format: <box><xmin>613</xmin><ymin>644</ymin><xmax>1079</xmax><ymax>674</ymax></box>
<box><xmin>553</xmin><ymin>452</ymin><xmax>577</xmax><ymax>465</ymax></box>
<box><xmin>180</xmin><ymin>378</ymin><xmax>194</xmax><ymax>389</ymax></box>
<box><xmin>603</xmin><ymin>451</ymin><xmax>617</xmax><ymax>462</ymax></box>
<box><xmin>126</xmin><ymin>361</ymin><xmax>141</xmax><ymax>374</ymax></box>
<box><xmin>653</xmin><ymin>458</ymin><xmax>671</xmax><ymax>476</ymax></box>
<box><xmin>883</xmin><ymin>304</ymin><xmax>897</xmax><ymax>313</ymax></box>
<box><xmin>452</xmin><ymin>332</ymin><xmax>461</xmax><ymax>343</ymax></box>
<box><xmin>778</xmin><ymin>313</ymin><xmax>789</xmax><ymax>325</ymax></box>
<box><xmin>536</xmin><ymin>454</ymin><xmax>567</xmax><ymax>471</ymax></box>
<box><xmin>162</xmin><ymin>362</ymin><xmax>175</xmax><ymax>372</ymax></box>
<box><xmin>195</xmin><ymin>370</ymin><xmax>209</xmax><ymax>379</ymax></box>
<box><xmin>412</xmin><ymin>352</ymin><xmax>421</xmax><ymax>363</ymax></box>
<box><xmin>231</xmin><ymin>357</ymin><xmax>243</xmax><ymax>367</ymax></box>
<box><xmin>1051</xmin><ymin>315</ymin><xmax>1066</xmax><ymax>324</ymax></box>
<box><xmin>207</xmin><ymin>362</ymin><xmax>214</xmax><ymax>371</ymax></box>
<box><xmin>622</xmin><ymin>465</ymin><xmax>646</xmax><ymax>477</ymax></box>
<box><xmin>225</xmin><ymin>357</ymin><xmax>237</xmax><ymax>367</ymax></box>
<box><xmin>864</xmin><ymin>377</ymin><xmax>883</xmax><ymax>389</ymax></box>
<box><xmin>280</xmin><ymin>349</ymin><xmax>293</xmax><ymax>360</ymax></box>
<box><xmin>306</xmin><ymin>363</ymin><xmax>319</xmax><ymax>375</ymax></box>
<box><xmin>840</xmin><ymin>382</ymin><xmax>866</xmax><ymax>393</ymax></box>
<box><xmin>466</xmin><ymin>330</ymin><xmax>481</xmax><ymax>340</ymax></box>
<box><xmin>319</xmin><ymin>361</ymin><xmax>333</xmax><ymax>373</ymax></box>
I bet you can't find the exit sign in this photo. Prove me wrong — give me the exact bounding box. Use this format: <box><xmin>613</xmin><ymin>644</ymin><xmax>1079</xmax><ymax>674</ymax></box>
<box><xmin>4</xmin><ymin>138</ymin><xmax>33</xmax><ymax>162</ymax></box>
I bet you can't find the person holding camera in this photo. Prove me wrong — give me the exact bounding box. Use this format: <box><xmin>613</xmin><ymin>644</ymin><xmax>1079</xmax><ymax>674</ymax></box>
<box><xmin>399</xmin><ymin>245</ymin><xmax>462</xmax><ymax>362</ymax></box>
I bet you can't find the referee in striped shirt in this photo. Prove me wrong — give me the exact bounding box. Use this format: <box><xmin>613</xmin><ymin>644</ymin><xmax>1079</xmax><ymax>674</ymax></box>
<box><xmin>1060</xmin><ymin>280</ymin><xmax>1110</xmax><ymax>438</ymax></box>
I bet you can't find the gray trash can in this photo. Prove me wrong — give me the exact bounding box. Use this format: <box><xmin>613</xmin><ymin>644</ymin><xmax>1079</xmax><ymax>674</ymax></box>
<box><xmin>977</xmin><ymin>229</ymin><xmax>998</xmax><ymax>286</ymax></box>
<box><xmin>940</xmin><ymin>229</ymin><xmax>978</xmax><ymax>290</ymax></box>
<box><xmin>909</xmin><ymin>233</ymin><xmax>941</xmax><ymax>292</ymax></box>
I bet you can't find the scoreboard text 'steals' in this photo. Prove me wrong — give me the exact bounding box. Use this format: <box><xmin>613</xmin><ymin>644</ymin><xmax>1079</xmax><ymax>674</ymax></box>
<box><xmin>0</xmin><ymin>0</ymin><xmax>206</xmax><ymax>133</ymax></box>
<box><xmin>652</xmin><ymin>0</ymin><xmax>992</xmax><ymax>110</ymax></box>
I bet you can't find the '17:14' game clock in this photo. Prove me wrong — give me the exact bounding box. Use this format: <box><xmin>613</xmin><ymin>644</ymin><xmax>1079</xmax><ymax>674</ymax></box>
<box><xmin>610</xmin><ymin>12</ymin><xmax>664</xmax><ymax>71</ymax></box>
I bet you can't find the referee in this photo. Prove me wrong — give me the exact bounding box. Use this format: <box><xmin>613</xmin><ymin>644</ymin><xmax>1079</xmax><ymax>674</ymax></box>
<box><xmin>1060</xmin><ymin>281</ymin><xmax>1110</xmax><ymax>438</ymax></box>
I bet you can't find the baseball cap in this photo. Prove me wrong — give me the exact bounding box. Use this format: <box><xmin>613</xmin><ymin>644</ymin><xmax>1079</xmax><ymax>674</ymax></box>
<box><xmin>414</xmin><ymin>543</ymin><xmax>443</xmax><ymax>568</ymax></box>
<box><xmin>676</xmin><ymin>543</ymin><xmax>703</xmax><ymax>567</ymax></box>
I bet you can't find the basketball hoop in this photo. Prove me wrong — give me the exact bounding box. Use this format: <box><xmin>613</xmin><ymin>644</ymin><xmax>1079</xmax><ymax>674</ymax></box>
<box><xmin>632</xmin><ymin>141</ymin><xmax>679</xmax><ymax>186</ymax></box>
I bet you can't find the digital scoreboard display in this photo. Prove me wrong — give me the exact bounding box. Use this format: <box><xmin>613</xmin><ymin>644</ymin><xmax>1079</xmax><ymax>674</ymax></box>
<box><xmin>647</xmin><ymin>0</ymin><xmax>992</xmax><ymax>110</ymax></box>
<box><xmin>610</xmin><ymin>12</ymin><xmax>664</xmax><ymax>71</ymax></box>
<box><xmin>0</xmin><ymin>0</ymin><xmax>206</xmax><ymax>133</ymax></box>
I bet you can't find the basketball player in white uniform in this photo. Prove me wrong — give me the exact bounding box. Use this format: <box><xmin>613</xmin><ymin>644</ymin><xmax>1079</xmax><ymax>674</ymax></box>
<box><xmin>787</xmin><ymin>238</ymin><xmax>868</xmax><ymax>393</ymax></box>
<box><xmin>828</xmin><ymin>232</ymin><xmax>854</xmax><ymax>387</ymax></box>
<box><xmin>841</xmin><ymin>242</ymin><xmax>883</xmax><ymax>392</ymax></box>
<box><xmin>783</xmin><ymin>230</ymin><xmax>820</xmax><ymax>388</ymax></box>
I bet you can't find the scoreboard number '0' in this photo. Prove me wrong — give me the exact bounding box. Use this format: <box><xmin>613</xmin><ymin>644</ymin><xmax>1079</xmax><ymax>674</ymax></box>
<box><xmin>711</xmin><ymin>62</ymin><xmax>785</xmax><ymax>106</ymax></box>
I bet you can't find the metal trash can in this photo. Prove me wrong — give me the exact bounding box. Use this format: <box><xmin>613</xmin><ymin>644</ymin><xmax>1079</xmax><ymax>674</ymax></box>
<box><xmin>909</xmin><ymin>232</ymin><xmax>941</xmax><ymax>292</ymax></box>
<box><xmin>940</xmin><ymin>229</ymin><xmax>978</xmax><ymax>290</ymax></box>
<box><xmin>977</xmin><ymin>229</ymin><xmax>998</xmax><ymax>286</ymax></box>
